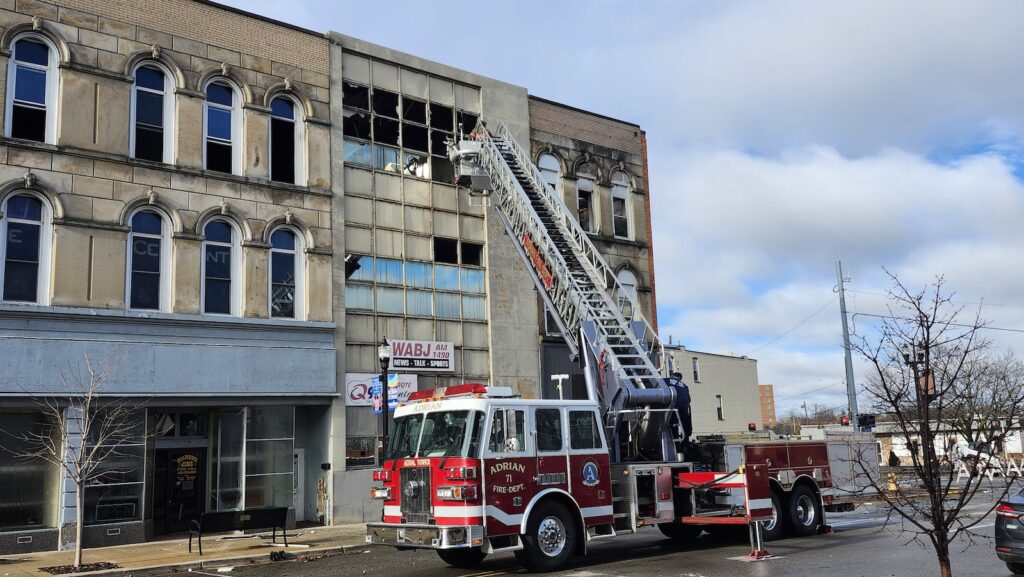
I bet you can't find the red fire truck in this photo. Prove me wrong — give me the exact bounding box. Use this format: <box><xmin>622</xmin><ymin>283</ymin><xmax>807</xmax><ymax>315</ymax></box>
<box><xmin>365</xmin><ymin>124</ymin><xmax>877</xmax><ymax>570</ymax></box>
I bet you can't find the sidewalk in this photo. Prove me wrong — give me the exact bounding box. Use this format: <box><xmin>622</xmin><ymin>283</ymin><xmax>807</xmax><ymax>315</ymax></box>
<box><xmin>0</xmin><ymin>523</ymin><xmax>369</xmax><ymax>577</ymax></box>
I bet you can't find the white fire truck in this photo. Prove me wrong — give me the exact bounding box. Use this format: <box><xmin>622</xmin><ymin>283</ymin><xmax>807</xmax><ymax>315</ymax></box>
<box><xmin>365</xmin><ymin>124</ymin><xmax>878</xmax><ymax>570</ymax></box>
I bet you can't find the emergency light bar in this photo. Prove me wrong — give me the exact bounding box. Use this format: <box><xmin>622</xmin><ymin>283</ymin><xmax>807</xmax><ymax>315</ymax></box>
<box><xmin>406</xmin><ymin>384</ymin><xmax>515</xmax><ymax>402</ymax></box>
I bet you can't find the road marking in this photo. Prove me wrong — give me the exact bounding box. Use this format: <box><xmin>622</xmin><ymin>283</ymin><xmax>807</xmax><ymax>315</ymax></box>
<box><xmin>460</xmin><ymin>571</ymin><xmax>507</xmax><ymax>577</ymax></box>
<box><xmin>968</xmin><ymin>523</ymin><xmax>995</xmax><ymax>532</ymax></box>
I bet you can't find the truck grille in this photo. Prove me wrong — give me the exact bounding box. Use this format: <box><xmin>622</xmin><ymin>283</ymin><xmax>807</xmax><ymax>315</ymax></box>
<box><xmin>400</xmin><ymin>467</ymin><xmax>431</xmax><ymax>521</ymax></box>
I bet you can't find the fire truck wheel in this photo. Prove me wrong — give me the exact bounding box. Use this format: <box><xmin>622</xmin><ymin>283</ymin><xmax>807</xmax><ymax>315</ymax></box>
<box><xmin>436</xmin><ymin>547</ymin><xmax>487</xmax><ymax>568</ymax></box>
<box><xmin>516</xmin><ymin>501</ymin><xmax>577</xmax><ymax>571</ymax></box>
<box><xmin>759</xmin><ymin>492</ymin><xmax>784</xmax><ymax>541</ymax></box>
<box><xmin>784</xmin><ymin>485</ymin><xmax>821</xmax><ymax>537</ymax></box>
<box><xmin>657</xmin><ymin>522</ymin><xmax>702</xmax><ymax>541</ymax></box>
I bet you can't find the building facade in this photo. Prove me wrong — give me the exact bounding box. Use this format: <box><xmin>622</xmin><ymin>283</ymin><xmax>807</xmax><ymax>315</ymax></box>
<box><xmin>665</xmin><ymin>346</ymin><xmax>761</xmax><ymax>435</ymax></box>
<box><xmin>0</xmin><ymin>0</ymin><xmax>335</xmax><ymax>553</ymax></box>
<box><xmin>0</xmin><ymin>0</ymin><xmax>660</xmax><ymax>551</ymax></box>
<box><xmin>759</xmin><ymin>383</ymin><xmax>777</xmax><ymax>428</ymax></box>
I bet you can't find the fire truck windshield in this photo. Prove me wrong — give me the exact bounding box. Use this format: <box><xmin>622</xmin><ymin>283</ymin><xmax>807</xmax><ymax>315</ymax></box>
<box><xmin>386</xmin><ymin>410</ymin><xmax>485</xmax><ymax>460</ymax></box>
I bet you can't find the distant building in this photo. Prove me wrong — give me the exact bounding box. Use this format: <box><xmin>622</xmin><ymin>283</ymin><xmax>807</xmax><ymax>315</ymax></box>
<box><xmin>759</xmin><ymin>384</ymin><xmax>777</xmax><ymax>428</ymax></box>
<box><xmin>665</xmin><ymin>346</ymin><xmax>760</xmax><ymax>434</ymax></box>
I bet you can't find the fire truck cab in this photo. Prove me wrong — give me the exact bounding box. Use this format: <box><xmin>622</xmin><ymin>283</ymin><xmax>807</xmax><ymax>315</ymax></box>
<box><xmin>367</xmin><ymin>384</ymin><xmax>616</xmax><ymax>570</ymax></box>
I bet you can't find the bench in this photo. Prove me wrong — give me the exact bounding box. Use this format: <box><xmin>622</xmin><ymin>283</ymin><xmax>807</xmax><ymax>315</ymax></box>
<box><xmin>188</xmin><ymin>507</ymin><xmax>288</xmax><ymax>555</ymax></box>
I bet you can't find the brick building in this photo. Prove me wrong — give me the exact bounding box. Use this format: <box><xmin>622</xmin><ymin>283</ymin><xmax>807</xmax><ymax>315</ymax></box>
<box><xmin>760</xmin><ymin>383</ymin><xmax>777</xmax><ymax>428</ymax></box>
<box><xmin>0</xmin><ymin>0</ymin><xmax>658</xmax><ymax>551</ymax></box>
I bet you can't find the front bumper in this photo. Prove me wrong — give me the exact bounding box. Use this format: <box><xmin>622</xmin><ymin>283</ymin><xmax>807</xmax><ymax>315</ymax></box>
<box><xmin>366</xmin><ymin>523</ymin><xmax>484</xmax><ymax>549</ymax></box>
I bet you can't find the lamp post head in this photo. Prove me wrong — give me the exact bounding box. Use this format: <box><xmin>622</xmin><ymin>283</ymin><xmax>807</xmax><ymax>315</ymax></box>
<box><xmin>378</xmin><ymin>337</ymin><xmax>392</xmax><ymax>372</ymax></box>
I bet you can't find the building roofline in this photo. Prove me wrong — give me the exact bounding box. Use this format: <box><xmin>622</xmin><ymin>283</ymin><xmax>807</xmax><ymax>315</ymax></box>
<box><xmin>664</xmin><ymin>344</ymin><xmax>756</xmax><ymax>362</ymax></box>
<box><xmin>529</xmin><ymin>95</ymin><xmax>641</xmax><ymax>129</ymax></box>
<box><xmin>195</xmin><ymin>0</ymin><xmax>325</xmax><ymax>38</ymax></box>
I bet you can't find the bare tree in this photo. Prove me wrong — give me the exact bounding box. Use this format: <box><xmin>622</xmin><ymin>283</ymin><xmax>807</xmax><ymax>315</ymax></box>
<box><xmin>853</xmin><ymin>273</ymin><xmax>1024</xmax><ymax>577</ymax></box>
<box><xmin>2</xmin><ymin>354</ymin><xmax>143</xmax><ymax>571</ymax></box>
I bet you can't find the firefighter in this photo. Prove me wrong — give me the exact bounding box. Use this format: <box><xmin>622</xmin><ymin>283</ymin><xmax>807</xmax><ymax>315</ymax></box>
<box><xmin>668</xmin><ymin>371</ymin><xmax>693</xmax><ymax>442</ymax></box>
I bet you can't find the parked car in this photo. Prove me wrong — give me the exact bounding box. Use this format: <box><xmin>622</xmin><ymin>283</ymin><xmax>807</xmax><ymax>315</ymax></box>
<box><xmin>996</xmin><ymin>488</ymin><xmax>1024</xmax><ymax>575</ymax></box>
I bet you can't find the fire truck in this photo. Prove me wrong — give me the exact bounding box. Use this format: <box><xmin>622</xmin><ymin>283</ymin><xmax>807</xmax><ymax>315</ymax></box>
<box><xmin>365</xmin><ymin>123</ymin><xmax>878</xmax><ymax>570</ymax></box>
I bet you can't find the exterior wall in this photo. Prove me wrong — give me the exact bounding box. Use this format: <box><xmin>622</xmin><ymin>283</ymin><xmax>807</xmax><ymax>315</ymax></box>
<box><xmin>760</xmin><ymin>383</ymin><xmax>777</xmax><ymax>428</ymax></box>
<box><xmin>529</xmin><ymin>97</ymin><xmax>654</xmax><ymax>398</ymax></box>
<box><xmin>0</xmin><ymin>0</ymin><xmax>333</xmax><ymax>553</ymax></box>
<box><xmin>666</xmin><ymin>346</ymin><xmax>761</xmax><ymax>435</ymax></box>
<box><xmin>328</xmin><ymin>31</ymin><xmax>537</xmax><ymax>522</ymax></box>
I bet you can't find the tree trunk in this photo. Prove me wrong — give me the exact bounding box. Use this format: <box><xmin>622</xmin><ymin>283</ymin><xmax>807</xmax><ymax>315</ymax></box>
<box><xmin>74</xmin><ymin>485</ymin><xmax>84</xmax><ymax>569</ymax></box>
<box><xmin>939</xmin><ymin>558</ymin><xmax>952</xmax><ymax>577</ymax></box>
<box><xmin>936</xmin><ymin>531</ymin><xmax>952</xmax><ymax>577</ymax></box>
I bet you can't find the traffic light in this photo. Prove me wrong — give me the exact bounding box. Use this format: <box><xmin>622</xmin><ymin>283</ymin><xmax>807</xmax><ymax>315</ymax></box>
<box><xmin>841</xmin><ymin>416</ymin><xmax>850</xmax><ymax>426</ymax></box>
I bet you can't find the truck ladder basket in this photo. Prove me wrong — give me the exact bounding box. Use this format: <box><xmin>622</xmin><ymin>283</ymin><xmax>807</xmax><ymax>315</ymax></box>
<box><xmin>451</xmin><ymin>123</ymin><xmax>681</xmax><ymax>461</ymax></box>
<box><xmin>677</xmin><ymin>463</ymin><xmax>774</xmax><ymax>560</ymax></box>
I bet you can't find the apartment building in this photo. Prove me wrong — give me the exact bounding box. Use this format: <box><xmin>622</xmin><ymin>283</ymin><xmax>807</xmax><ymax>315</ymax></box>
<box><xmin>665</xmin><ymin>346</ymin><xmax>761</xmax><ymax>435</ymax></box>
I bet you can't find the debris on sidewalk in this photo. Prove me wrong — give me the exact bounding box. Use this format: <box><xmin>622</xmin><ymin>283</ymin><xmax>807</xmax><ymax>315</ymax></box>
<box><xmin>39</xmin><ymin>562</ymin><xmax>119</xmax><ymax>574</ymax></box>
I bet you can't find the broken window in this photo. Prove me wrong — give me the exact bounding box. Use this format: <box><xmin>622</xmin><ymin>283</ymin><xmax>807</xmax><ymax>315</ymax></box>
<box><xmin>461</xmin><ymin>242</ymin><xmax>483</xmax><ymax>266</ymax></box>
<box><xmin>343</xmin><ymin>139</ymin><xmax>371</xmax><ymax>167</ymax></box>
<box><xmin>457</xmin><ymin>111</ymin><xmax>478</xmax><ymax>135</ymax></box>
<box><xmin>431</xmin><ymin>157</ymin><xmax>454</xmax><ymax>184</ymax></box>
<box><xmin>343</xmin><ymin>82</ymin><xmax>369</xmax><ymax>110</ymax></box>
<box><xmin>430</xmin><ymin>103</ymin><xmax>453</xmax><ymax>131</ymax></box>
<box><xmin>373</xmin><ymin>116</ymin><xmax>399</xmax><ymax>146</ymax></box>
<box><xmin>403</xmin><ymin>153</ymin><xmax>430</xmax><ymax>179</ymax></box>
<box><xmin>372</xmin><ymin>89</ymin><xmax>399</xmax><ymax>118</ymax></box>
<box><xmin>343</xmin><ymin>109</ymin><xmax>370</xmax><ymax>140</ymax></box>
<box><xmin>434</xmin><ymin>237</ymin><xmax>458</xmax><ymax>264</ymax></box>
<box><xmin>576</xmin><ymin>165</ymin><xmax>596</xmax><ymax>233</ymax></box>
<box><xmin>402</xmin><ymin>98</ymin><xmax>427</xmax><ymax>124</ymax></box>
<box><xmin>430</xmin><ymin>130</ymin><xmax>451</xmax><ymax>156</ymax></box>
<box><xmin>402</xmin><ymin>123</ymin><xmax>428</xmax><ymax>153</ymax></box>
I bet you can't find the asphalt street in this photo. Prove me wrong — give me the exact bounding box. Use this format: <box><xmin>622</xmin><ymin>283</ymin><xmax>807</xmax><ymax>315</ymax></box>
<box><xmin>181</xmin><ymin>498</ymin><xmax>1014</xmax><ymax>577</ymax></box>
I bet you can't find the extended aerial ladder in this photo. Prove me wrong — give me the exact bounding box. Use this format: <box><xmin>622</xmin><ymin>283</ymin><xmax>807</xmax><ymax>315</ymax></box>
<box><xmin>449</xmin><ymin>122</ymin><xmax>684</xmax><ymax>464</ymax></box>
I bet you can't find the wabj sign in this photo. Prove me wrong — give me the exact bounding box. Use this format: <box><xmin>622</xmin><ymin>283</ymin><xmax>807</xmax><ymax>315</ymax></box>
<box><xmin>389</xmin><ymin>340</ymin><xmax>455</xmax><ymax>372</ymax></box>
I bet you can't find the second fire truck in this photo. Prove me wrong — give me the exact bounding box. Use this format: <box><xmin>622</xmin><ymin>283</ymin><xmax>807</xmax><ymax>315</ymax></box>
<box><xmin>366</xmin><ymin>123</ymin><xmax>877</xmax><ymax>570</ymax></box>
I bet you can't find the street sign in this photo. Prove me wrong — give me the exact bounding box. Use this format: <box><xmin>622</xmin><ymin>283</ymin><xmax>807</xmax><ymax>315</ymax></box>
<box><xmin>388</xmin><ymin>340</ymin><xmax>455</xmax><ymax>372</ymax></box>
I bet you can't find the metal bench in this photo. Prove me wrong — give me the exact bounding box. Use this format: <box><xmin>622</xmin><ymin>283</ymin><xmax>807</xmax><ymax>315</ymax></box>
<box><xmin>188</xmin><ymin>506</ymin><xmax>288</xmax><ymax>555</ymax></box>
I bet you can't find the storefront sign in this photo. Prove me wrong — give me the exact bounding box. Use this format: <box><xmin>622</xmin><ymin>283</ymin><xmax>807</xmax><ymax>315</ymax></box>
<box><xmin>389</xmin><ymin>340</ymin><xmax>455</xmax><ymax>372</ymax></box>
<box><xmin>346</xmin><ymin>373</ymin><xmax>418</xmax><ymax>410</ymax></box>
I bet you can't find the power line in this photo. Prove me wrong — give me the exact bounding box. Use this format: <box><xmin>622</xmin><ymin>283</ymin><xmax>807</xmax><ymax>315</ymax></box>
<box><xmin>744</xmin><ymin>296</ymin><xmax>838</xmax><ymax>356</ymax></box>
<box><xmin>848</xmin><ymin>289</ymin><xmax>1024</xmax><ymax>309</ymax></box>
<box><xmin>851</xmin><ymin>312</ymin><xmax>1024</xmax><ymax>334</ymax></box>
<box><xmin>774</xmin><ymin>381</ymin><xmax>846</xmax><ymax>402</ymax></box>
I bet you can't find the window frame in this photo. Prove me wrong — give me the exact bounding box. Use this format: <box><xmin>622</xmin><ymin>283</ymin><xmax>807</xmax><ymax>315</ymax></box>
<box><xmin>692</xmin><ymin>357</ymin><xmax>701</xmax><ymax>383</ymax></box>
<box><xmin>129</xmin><ymin>61</ymin><xmax>175</xmax><ymax>164</ymax></box>
<box><xmin>200</xmin><ymin>217</ymin><xmax>242</xmax><ymax>316</ymax></box>
<box><xmin>576</xmin><ymin>165</ymin><xmax>596</xmax><ymax>234</ymax></box>
<box><xmin>611</xmin><ymin>170</ymin><xmax>633</xmax><ymax>240</ymax></box>
<box><xmin>715</xmin><ymin>394</ymin><xmax>724</xmax><ymax>421</ymax></box>
<box><xmin>124</xmin><ymin>207</ymin><xmax>172</xmax><ymax>312</ymax></box>
<box><xmin>202</xmin><ymin>79</ymin><xmax>243</xmax><ymax>176</ymax></box>
<box><xmin>0</xmin><ymin>191</ymin><xmax>52</xmax><ymax>305</ymax></box>
<box><xmin>4</xmin><ymin>33</ymin><xmax>59</xmax><ymax>144</ymax></box>
<box><xmin>537</xmin><ymin>153</ymin><xmax>561</xmax><ymax>196</ymax></box>
<box><xmin>616</xmin><ymin>268</ymin><xmax>638</xmax><ymax>318</ymax></box>
<box><xmin>268</xmin><ymin>95</ymin><xmax>305</xmax><ymax>186</ymax></box>
<box><xmin>268</xmin><ymin>226</ymin><xmax>305</xmax><ymax>320</ymax></box>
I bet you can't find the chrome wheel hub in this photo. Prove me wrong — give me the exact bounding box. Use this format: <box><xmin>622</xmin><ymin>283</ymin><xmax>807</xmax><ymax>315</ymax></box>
<box><xmin>537</xmin><ymin>516</ymin><xmax>566</xmax><ymax>557</ymax></box>
<box><xmin>795</xmin><ymin>495</ymin><xmax>816</xmax><ymax>526</ymax></box>
<box><xmin>763</xmin><ymin>500</ymin><xmax>779</xmax><ymax>531</ymax></box>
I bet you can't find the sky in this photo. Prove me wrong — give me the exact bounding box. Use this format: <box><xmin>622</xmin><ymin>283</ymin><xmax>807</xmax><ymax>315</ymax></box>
<box><xmin>223</xmin><ymin>0</ymin><xmax>1024</xmax><ymax>417</ymax></box>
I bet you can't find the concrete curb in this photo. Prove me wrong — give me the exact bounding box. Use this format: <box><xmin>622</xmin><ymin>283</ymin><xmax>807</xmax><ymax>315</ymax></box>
<box><xmin>48</xmin><ymin>543</ymin><xmax>368</xmax><ymax>577</ymax></box>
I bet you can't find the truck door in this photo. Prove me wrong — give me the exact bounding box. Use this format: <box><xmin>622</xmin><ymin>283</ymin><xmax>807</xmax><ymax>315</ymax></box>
<box><xmin>483</xmin><ymin>407</ymin><xmax>532</xmax><ymax>536</ymax></box>
<box><xmin>535</xmin><ymin>407</ymin><xmax>569</xmax><ymax>490</ymax></box>
<box><xmin>567</xmin><ymin>409</ymin><xmax>613</xmax><ymax>526</ymax></box>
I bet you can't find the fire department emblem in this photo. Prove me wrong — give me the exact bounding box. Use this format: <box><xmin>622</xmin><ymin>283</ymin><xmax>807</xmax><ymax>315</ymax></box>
<box><xmin>581</xmin><ymin>461</ymin><xmax>600</xmax><ymax>487</ymax></box>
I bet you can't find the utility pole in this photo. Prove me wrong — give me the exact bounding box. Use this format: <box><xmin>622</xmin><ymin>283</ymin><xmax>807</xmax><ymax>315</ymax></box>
<box><xmin>836</xmin><ymin>261</ymin><xmax>859</xmax><ymax>428</ymax></box>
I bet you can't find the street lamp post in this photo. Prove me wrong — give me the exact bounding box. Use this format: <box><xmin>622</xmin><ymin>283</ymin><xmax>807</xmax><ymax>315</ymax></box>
<box><xmin>902</xmin><ymin>340</ymin><xmax>937</xmax><ymax>479</ymax></box>
<box><xmin>378</xmin><ymin>337</ymin><xmax>392</xmax><ymax>458</ymax></box>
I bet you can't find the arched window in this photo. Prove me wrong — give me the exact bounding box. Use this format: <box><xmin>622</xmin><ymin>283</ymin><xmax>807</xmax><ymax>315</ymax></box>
<box><xmin>0</xmin><ymin>193</ymin><xmax>51</xmax><ymax>303</ymax></box>
<box><xmin>126</xmin><ymin>209</ymin><xmax>170</xmax><ymax>311</ymax></box>
<box><xmin>269</xmin><ymin>228</ymin><xmax>304</xmax><ymax>319</ymax></box>
<box><xmin>201</xmin><ymin>219</ymin><xmax>240</xmax><ymax>315</ymax></box>
<box><xmin>270</xmin><ymin>96</ymin><xmax>304</xmax><ymax>185</ymax></box>
<box><xmin>611</xmin><ymin>170</ymin><xmax>632</xmax><ymax>239</ymax></box>
<box><xmin>616</xmin><ymin>268</ymin><xmax>638</xmax><ymax>318</ymax></box>
<box><xmin>131</xmin><ymin>63</ymin><xmax>174</xmax><ymax>164</ymax></box>
<box><xmin>576</xmin><ymin>163</ymin><xmax>596</xmax><ymax>233</ymax></box>
<box><xmin>204</xmin><ymin>80</ymin><xmax>241</xmax><ymax>175</ymax></box>
<box><xmin>5</xmin><ymin>35</ymin><xmax>58</xmax><ymax>143</ymax></box>
<box><xmin>538</xmin><ymin>153</ymin><xmax>561</xmax><ymax>195</ymax></box>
